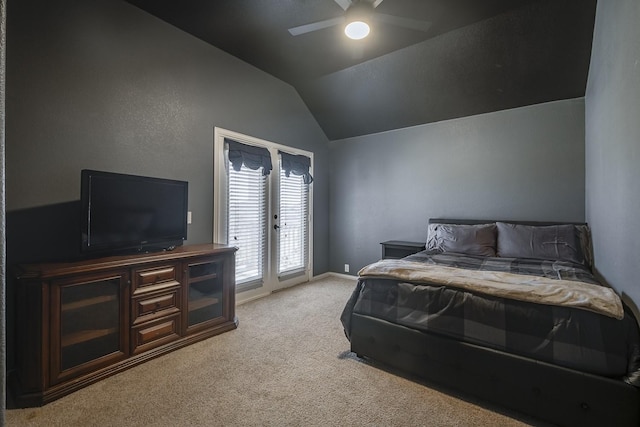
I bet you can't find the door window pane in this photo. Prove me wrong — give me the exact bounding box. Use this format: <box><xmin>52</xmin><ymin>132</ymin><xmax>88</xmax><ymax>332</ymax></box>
<box><xmin>227</xmin><ymin>164</ymin><xmax>267</xmax><ymax>286</ymax></box>
<box><xmin>278</xmin><ymin>168</ymin><xmax>309</xmax><ymax>276</ymax></box>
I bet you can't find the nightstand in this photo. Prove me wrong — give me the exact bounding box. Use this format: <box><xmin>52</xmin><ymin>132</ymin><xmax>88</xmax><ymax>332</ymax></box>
<box><xmin>380</xmin><ymin>240</ymin><xmax>426</xmax><ymax>259</ymax></box>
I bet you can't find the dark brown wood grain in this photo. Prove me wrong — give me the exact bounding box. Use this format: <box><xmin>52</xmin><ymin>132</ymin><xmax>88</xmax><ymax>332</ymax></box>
<box><xmin>11</xmin><ymin>244</ymin><xmax>238</xmax><ymax>407</ymax></box>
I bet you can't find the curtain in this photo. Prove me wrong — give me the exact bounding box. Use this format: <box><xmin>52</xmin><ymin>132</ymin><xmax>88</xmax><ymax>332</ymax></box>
<box><xmin>279</xmin><ymin>151</ymin><xmax>313</xmax><ymax>184</ymax></box>
<box><xmin>226</xmin><ymin>138</ymin><xmax>272</xmax><ymax>176</ymax></box>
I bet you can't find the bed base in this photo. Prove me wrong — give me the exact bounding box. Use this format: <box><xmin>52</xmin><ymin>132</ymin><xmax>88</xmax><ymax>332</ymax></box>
<box><xmin>350</xmin><ymin>313</ymin><xmax>640</xmax><ymax>427</ymax></box>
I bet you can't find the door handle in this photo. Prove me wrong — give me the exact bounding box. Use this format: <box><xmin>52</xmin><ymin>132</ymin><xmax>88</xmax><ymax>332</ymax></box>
<box><xmin>273</xmin><ymin>224</ymin><xmax>280</xmax><ymax>230</ymax></box>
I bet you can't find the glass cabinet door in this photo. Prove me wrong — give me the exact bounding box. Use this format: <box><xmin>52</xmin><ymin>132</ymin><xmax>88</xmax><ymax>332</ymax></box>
<box><xmin>51</xmin><ymin>272</ymin><xmax>129</xmax><ymax>384</ymax></box>
<box><xmin>186</xmin><ymin>260</ymin><xmax>225</xmax><ymax>331</ymax></box>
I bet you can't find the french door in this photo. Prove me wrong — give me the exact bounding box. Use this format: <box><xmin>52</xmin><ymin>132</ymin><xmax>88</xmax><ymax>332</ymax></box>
<box><xmin>213</xmin><ymin>128</ymin><xmax>313</xmax><ymax>303</ymax></box>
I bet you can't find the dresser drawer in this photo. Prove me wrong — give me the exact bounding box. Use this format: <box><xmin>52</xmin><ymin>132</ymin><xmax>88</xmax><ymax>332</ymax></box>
<box><xmin>133</xmin><ymin>264</ymin><xmax>180</xmax><ymax>295</ymax></box>
<box><xmin>132</xmin><ymin>289</ymin><xmax>180</xmax><ymax>325</ymax></box>
<box><xmin>131</xmin><ymin>314</ymin><xmax>181</xmax><ymax>355</ymax></box>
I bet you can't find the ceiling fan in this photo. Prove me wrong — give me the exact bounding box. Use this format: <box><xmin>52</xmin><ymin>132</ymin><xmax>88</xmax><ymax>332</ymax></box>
<box><xmin>288</xmin><ymin>0</ymin><xmax>432</xmax><ymax>40</ymax></box>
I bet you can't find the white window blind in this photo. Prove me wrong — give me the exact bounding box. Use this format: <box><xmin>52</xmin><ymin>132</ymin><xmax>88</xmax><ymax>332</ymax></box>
<box><xmin>278</xmin><ymin>166</ymin><xmax>309</xmax><ymax>276</ymax></box>
<box><xmin>227</xmin><ymin>164</ymin><xmax>267</xmax><ymax>288</ymax></box>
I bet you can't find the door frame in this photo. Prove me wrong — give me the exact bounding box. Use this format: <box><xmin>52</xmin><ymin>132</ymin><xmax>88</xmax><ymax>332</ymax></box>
<box><xmin>213</xmin><ymin>127</ymin><xmax>314</xmax><ymax>304</ymax></box>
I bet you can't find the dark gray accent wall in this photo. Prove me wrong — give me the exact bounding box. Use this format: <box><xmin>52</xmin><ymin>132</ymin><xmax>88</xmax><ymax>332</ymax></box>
<box><xmin>585</xmin><ymin>0</ymin><xmax>640</xmax><ymax>311</ymax></box>
<box><xmin>6</xmin><ymin>0</ymin><xmax>329</xmax><ymax>271</ymax></box>
<box><xmin>329</xmin><ymin>99</ymin><xmax>586</xmax><ymax>274</ymax></box>
<box><xmin>1</xmin><ymin>0</ymin><xmax>6</xmax><ymax>420</ymax></box>
<box><xmin>5</xmin><ymin>0</ymin><xmax>329</xmax><ymax>371</ymax></box>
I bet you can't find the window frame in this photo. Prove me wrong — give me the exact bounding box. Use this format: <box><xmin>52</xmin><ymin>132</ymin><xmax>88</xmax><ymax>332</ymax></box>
<box><xmin>213</xmin><ymin>127</ymin><xmax>314</xmax><ymax>303</ymax></box>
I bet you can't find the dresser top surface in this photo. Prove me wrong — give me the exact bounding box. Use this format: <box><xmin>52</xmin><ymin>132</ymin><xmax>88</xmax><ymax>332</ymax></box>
<box><xmin>16</xmin><ymin>244</ymin><xmax>237</xmax><ymax>280</ymax></box>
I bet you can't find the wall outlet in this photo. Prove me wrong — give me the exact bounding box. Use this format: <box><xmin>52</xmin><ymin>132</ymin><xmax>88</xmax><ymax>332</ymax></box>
<box><xmin>344</xmin><ymin>264</ymin><xmax>350</xmax><ymax>273</ymax></box>
<box><xmin>187</xmin><ymin>211</ymin><xmax>192</xmax><ymax>224</ymax></box>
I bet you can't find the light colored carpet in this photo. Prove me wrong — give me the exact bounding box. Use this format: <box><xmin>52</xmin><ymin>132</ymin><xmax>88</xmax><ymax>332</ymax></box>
<box><xmin>7</xmin><ymin>276</ymin><xmax>542</xmax><ymax>426</ymax></box>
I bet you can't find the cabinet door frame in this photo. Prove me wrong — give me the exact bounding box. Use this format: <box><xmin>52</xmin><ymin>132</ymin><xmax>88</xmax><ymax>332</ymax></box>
<box><xmin>183</xmin><ymin>254</ymin><xmax>234</xmax><ymax>335</ymax></box>
<box><xmin>49</xmin><ymin>270</ymin><xmax>130</xmax><ymax>385</ymax></box>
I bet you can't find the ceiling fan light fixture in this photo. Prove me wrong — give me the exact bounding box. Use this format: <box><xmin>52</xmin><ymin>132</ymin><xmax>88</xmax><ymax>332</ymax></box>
<box><xmin>345</xmin><ymin>20</ymin><xmax>370</xmax><ymax>39</ymax></box>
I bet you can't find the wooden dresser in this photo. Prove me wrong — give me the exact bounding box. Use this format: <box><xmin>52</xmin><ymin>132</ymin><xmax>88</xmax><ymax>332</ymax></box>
<box><xmin>11</xmin><ymin>244</ymin><xmax>237</xmax><ymax>407</ymax></box>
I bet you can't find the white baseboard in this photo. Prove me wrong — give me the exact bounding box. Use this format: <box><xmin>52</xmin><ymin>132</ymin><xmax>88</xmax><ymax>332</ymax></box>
<box><xmin>237</xmin><ymin>272</ymin><xmax>356</xmax><ymax>305</ymax></box>
<box><xmin>312</xmin><ymin>271</ymin><xmax>357</xmax><ymax>281</ymax></box>
<box><xmin>236</xmin><ymin>290</ymin><xmax>272</xmax><ymax>306</ymax></box>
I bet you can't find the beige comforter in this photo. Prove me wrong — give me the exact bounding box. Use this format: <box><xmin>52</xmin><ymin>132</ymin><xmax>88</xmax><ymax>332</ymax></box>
<box><xmin>358</xmin><ymin>259</ymin><xmax>624</xmax><ymax>319</ymax></box>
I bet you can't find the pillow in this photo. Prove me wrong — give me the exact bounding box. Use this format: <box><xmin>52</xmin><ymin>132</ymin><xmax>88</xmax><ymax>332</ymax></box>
<box><xmin>575</xmin><ymin>224</ymin><xmax>593</xmax><ymax>268</ymax></box>
<box><xmin>496</xmin><ymin>222</ymin><xmax>584</xmax><ymax>264</ymax></box>
<box><xmin>426</xmin><ymin>223</ymin><xmax>497</xmax><ymax>257</ymax></box>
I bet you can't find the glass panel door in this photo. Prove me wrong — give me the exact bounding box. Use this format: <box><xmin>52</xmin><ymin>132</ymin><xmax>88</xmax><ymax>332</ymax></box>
<box><xmin>186</xmin><ymin>260</ymin><xmax>224</xmax><ymax>329</ymax></box>
<box><xmin>51</xmin><ymin>272</ymin><xmax>128</xmax><ymax>384</ymax></box>
<box><xmin>225</xmin><ymin>158</ymin><xmax>272</xmax><ymax>293</ymax></box>
<box><xmin>214</xmin><ymin>128</ymin><xmax>313</xmax><ymax>302</ymax></box>
<box><xmin>277</xmin><ymin>167</ymin><xmax>309</xmax><ymax>277</ymax></box>
<box><xmin>60</xmin><ymin>280</ymin><xmax>121</xmax><ymax>370</ymax></box>
<box><xmin>227</xmin><ymin>165</ymin><xmax>267</xmax><ymax>291</ymax></box>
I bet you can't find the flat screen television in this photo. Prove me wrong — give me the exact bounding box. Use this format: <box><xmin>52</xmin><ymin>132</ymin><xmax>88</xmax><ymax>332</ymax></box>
<box><xmin>81</xmin><ymin>169</ymin><xmax>188</xmax><ymax>255</ymax></box>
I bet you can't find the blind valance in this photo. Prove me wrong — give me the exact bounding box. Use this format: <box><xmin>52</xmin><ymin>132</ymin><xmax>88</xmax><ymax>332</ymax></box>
<box><xmin>279</xmin><ymin>151</ymin><xmax>313</xmax><ymax>184</ymax></box>
<box><xmin>226</xmin><ymin>138</ymin><xmax>272</xmax><ymax>176</ymax></box>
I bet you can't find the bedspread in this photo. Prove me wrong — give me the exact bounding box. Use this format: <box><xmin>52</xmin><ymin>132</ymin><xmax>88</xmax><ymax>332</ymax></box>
<box><xmin>358</xmin><ymin>256</ymin><xmax>623</xmax><ymax>319</ymax></box>
<box><xmin>342</xmin><ymin>252</ymin><xmax>640</xmax><ymax>384</ymax></box>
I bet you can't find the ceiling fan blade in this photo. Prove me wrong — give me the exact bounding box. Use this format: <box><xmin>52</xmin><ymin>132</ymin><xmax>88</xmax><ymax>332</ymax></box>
<box><xmin>334</xmin><ymin>0</ymin><xmax>353</xmax><ymax>11</ymax></box>
<box><xmin>288</xmin><ymin>16</ymin><xmax>345</xmax><ymax>36</ymax></box>
<box><xmin>372</xmin><ymin>0</ymin><xmax>384</xmax><ymax>8</ymax></box>
<box><xmin>373</xmin><ymin>13</ymin><xmax>432</xmax><ymax>32</ymax></box>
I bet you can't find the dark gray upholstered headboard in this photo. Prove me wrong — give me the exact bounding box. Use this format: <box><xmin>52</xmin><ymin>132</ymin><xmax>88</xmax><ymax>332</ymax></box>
<box><xmin>428</xmin><ymin>218</ymin><xmax>592</xmax><ymax>267</ymax></box>
<box><xmin>429</xmin><ymin>218</ymin><xmax>588</xmax><ymax>226</ymax></box>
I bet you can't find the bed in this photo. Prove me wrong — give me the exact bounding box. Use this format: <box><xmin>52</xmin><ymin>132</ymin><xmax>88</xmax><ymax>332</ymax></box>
<box><xmin>340</xmin><ymin>219</ymin><xmax>640</xmax><ymax>427</ymax></box>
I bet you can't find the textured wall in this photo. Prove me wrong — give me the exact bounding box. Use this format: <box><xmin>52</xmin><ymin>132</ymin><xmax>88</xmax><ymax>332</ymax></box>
<box><xmin>329</xmin><ymin>99</ymin><xmax>586</xmax><ymax>274</ymax></box>
<box><xmin>5</xmin><ymin>0</ymin><xmax>329</xmax><ymax>270</ymax></box>
<box><xmin>1</xmin><ymin>0</ymin><xmax>6</xmax><ymax>420</ymax></box>
<box><xmin>5</xmin><ymin>0</ymin><xmax>330</xmax><ymax>370</ymax></box>
<box><xmin>585</xmin><ymin>0</ymin><xmax>640</xmax><ymax>311</ymax></box>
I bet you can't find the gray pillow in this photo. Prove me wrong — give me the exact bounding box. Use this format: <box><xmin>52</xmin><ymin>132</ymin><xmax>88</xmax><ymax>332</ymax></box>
<box><xmin>496</xmin><ymin>222</ymin><xmax>584</xmax><ymax>264</ymax></box>
<box><xmin>575</xmin><ymin>224</ymin><xmax>594</xmax><ymax>268</ymax></box>
<box><xmin>426</xmin><ymin>223</ymin><xmax>497</xmax><ymax>257</ymax></box>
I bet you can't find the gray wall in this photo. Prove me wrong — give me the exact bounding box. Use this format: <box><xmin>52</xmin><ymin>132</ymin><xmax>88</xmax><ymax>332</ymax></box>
<box><xmin>585</xmin><ymin>0</ymin><xmax>640</xmax><ymax>311</ymax></box>
<box><xmin>5</xmin><ymin>0</ymin><xmax>330</xmax><ymax>371</ymax></box>
<box><xmin>1</xmin><ymin>0</ymin><xmax>6</xmax><ymax>420</ymax></box>
<box><xmin>6</xmin><ymin>0</ymin><xmax>329</xmax><ymax>272</ymax></box>
<box><xmin>329</xmin><ymin>99</ymin><xmax>586</xmax><ymax>274</ymax></box>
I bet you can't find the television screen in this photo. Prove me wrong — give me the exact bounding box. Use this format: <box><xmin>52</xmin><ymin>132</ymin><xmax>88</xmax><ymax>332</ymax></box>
<box><xmin>81</xmin><ymin>170</ymin><xmax>188</xmax><ymax>254</ymax></box>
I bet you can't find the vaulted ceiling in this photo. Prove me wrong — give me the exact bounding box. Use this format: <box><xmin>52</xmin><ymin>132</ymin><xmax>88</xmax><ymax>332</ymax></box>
<box><xmin>126</xmin><ymin>0</ymin><xmax>597</xmax><ymax>140</ymax></box>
